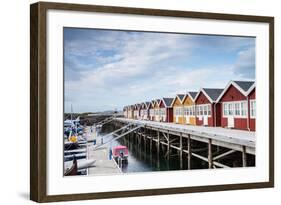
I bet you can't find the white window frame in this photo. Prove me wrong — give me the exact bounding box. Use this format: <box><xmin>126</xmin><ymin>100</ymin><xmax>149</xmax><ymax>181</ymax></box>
<box><xmin>250</xmin><ymin>99</ymin><xmax>256</xmax><ymax>118</ymax></box>
<box><xmin>151</xmin><ymin>109</ymin><xmax>155</xmax><ymax>116</ymax></box>
<box><xmin>174</xmin><ymin>107</ymin><xmax>183</xmax><ymax>117</ymax></box>
<box><xmin>160</xmin><ymin>108</ymin><xmax>166</xmax><ymax>117</ymax></box>
<box><xmin>196</xmin><ymin>104</ymin><xmax>211</xmax><ymax>117</ymax></box>
<box><xmin>183</xmin><ymin>105</ymin><xmax>195</xmax><ymax>117</ymax></box>
<box><xmin>222</xmin><ymin>101</ymin><xmax>248</xmax><ymax>118</ymax></box>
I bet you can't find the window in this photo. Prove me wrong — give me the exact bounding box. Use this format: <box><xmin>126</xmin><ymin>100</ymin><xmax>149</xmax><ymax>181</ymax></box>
<box><xmin>208</xmin><ymin>105</ymin><xmax>211</xmax><ymax>115</ymax></box>
<box><xmin>228</xmin><ymin>103</ymin><xmax>233</xmax><ymax>115</ymax></box>
<box><xmin>184</xmin><ymin>107</ymin><xmax>188</xmax><ymax>115</ymax></box>
<box><xmin>223</xmin><ymin>101</ymin><xmax>247</xmax><ymax>117</ymax></box>
<box><xmin>199</xmin><ymin>106</ymin><xmax>203</xmax><ymax>115</ymax></box>
<box><xmin>192</xmin><ymin>106</ymin><xmax>195</xmax><ymax>116</ymax></box>
<box><xmin>241</xmin><ymin>101</ymin><xmax>247</xmax><ymax>116</ymax></box>
<box><xmin>234</xmin><ymin>103</ymin><xmax>240</xmax><ymax>115</ymax></box>
<box><xmin>203</xmin><ymin>106</ymin><xmax>207</xmax><ymax>115</ymax></box>
<box><xmin>162</xmin><ymin>109</ymin><xmax>166</xmax><ymax>116</ymax></box>
<box><xmin>250</xmin><ymin>100</ymin><xmax>256</xmax><ymax>117</ymax></box>
<box><xmin>196</xmin><ymin>104</ymin><xmax>211</xmax><ymax>116</ymax></box>
<box><xmin>223</xmin><ymin>103</ymin><xmax>228</xmax><ymax>116</ymax></box>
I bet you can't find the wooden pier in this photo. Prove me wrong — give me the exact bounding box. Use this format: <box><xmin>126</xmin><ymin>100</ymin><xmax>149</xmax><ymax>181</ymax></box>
<box><xmin>113</xmin><ymin>118</ymin><xmax>255</xmax><ymax>169</ymax></box>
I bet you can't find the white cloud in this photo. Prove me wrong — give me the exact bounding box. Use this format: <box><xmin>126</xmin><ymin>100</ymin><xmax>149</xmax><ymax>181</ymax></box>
<box><xmin>232</xmin><ymin>46</ymin><xmax>255</xmax><ymax>79</ymax></box>
<box><xmin>64</xmin><ymin>29</ymin><xmax>255</xmax><ymax>112</ymax></box>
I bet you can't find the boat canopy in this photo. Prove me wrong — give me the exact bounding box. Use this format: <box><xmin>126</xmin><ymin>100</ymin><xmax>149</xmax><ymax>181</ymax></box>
<box><xmin>112</xmin><ymin>145</ymin><xmax>129</xmax><ymax>156</ymax></box>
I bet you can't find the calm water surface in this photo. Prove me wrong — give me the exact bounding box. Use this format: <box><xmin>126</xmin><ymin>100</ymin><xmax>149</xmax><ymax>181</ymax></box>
<box><xmin>97</xmin><ymin>129</ymin><xmax>204</xmax><ymax>173</ymax></box>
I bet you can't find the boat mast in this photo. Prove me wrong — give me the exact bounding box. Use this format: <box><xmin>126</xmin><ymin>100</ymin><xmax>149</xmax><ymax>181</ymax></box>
<box><xmin>71</xmin><ymin>104</ymin><xmax>73</xmax><ymax>121</ymax></box>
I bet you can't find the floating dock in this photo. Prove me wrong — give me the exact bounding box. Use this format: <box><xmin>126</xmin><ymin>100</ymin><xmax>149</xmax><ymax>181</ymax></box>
<box><xmin>85</xmin><ymin>127</ymin><xmax>121</xmax><ymax>175</ymax></box>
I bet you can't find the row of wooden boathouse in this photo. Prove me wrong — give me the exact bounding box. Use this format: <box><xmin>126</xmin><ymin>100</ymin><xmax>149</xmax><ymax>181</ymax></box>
<box><xmin>123</xmin><ymin>80</ymin><xmax>256</xmax><ymax>131</ymax></box>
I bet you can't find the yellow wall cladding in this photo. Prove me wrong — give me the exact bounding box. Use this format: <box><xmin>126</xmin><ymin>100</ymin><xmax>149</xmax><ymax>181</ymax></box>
<box><xmin>182</xmin><ymin>95</ymin><xmax>194</xmax><ymax>106</ymax></box>
<box><xmin>173</xmin><ymin>116</ymin><xmax>184</xmax><ymax>124</ymax></box>
<box><xmin>172</xmin><ymin>97</ymin><xmax>182</xmax><ymax>107</ymax></box>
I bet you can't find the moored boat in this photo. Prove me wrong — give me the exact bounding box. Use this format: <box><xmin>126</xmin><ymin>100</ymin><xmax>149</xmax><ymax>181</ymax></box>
<box><xmin>64</xmin><ymin>156</ymin><xmax>78</xmax><ymax>176</ymax></box>
<box><xmin>112</xmin><ymin>145</ymin><xmax>129</xmax><ymax>162</ymax></box>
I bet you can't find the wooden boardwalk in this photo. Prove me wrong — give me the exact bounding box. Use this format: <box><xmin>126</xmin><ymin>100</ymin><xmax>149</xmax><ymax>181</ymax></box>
<box><xmin>113</xmin><ymin>118</ymin><xmax>256</xmax><ymax>169</ymax></box>
<box><xmin>85</xmin><ymin>127</ymin><xmax>121</xmax><ymax>175</ymax></box>
<box><xmin>115</xmin><ymin>118</ymin><xmax>255</xmax><ymax>154</ymax></box>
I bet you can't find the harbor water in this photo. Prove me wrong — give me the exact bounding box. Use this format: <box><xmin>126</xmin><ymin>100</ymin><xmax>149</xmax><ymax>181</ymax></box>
<box><xmin>98</xmin><ymin>126</ymin><xmax>207</xmax><ymax>173</ymax></box>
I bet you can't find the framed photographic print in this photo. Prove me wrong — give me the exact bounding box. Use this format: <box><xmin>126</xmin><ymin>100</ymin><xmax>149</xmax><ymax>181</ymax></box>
<box><xmin>30</xmin><ymin>1</ymin><xmax>274</xmax><ymax>202</ymax></box>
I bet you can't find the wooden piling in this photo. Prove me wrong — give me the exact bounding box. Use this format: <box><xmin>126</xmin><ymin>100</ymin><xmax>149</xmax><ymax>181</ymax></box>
<box><xmin>167</xmin><ymin>131</ymin><xmax>170</xmax><ymax>161</ymax></box>
<box><xmin>157</xmin><ymin>130</ymin><xmax>160</xmax><ymax>157</ymax></box>
<box><xmin>150</xmin><ymin>130</ymin><xmax>153</xmax><ymax>154</ymax></box>
<box><xmin>180</xmin><ymin>133</ymin><xmax>183</xmax><ymax>169</ymax></box>
<box><xmin>208</xmin><ymin>138</ymin><xmax>213</xmax><ymax>169</ymax></box>
<box><xmin>242</xmin><ymin>146</ymin><xmax>247</xmax><ymax>167</ymax></box>
<box><xmin>157</xmin><ymin>129</ymin><xmax>160</xmax><ymax>169</ymax></box>
<box><xmin>187</xmin><ymin>134</ymin><xmax>191</xmax><ymax>170</ymax></box>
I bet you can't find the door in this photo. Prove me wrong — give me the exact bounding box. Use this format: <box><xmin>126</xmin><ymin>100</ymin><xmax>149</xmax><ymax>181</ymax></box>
<box><xmin>203</xmin><ymin>116</ymin><xmax>208</xmax><ymax>126</ymax></box>
<box><xmin>185</xmin><ymin>116</ymin><xmax>190</xmax><ymax>124</ymax></box>
<box><xmin>227</xmin><ymin>116</ymin><xmax>234</xmax><ymax>128</ymax></box>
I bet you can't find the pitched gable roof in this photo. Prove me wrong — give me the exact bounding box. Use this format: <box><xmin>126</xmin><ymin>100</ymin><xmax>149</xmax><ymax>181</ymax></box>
<box><xmin>216</xmin><ymin>80</ymin><xmax>256</xmax><ymax>102</ymax></box>
<box><xmin>234</xmin><ymin>81</ymin><xmax>255</xmax><ymax>92</ymax></box>
<box><xmin>177</xmin><ymin>94</ymin><xmax>185</xmax><ymax>101</ymax></box>
<box><xmin>151</xmin><ymin>99</ymin><xmax>160</xmax><ymax>107</ymax></box>
<box><xmin>145</xmin><ymin>101</ymin><xmax>151</xmax><ymax>108</ymax></box>
<box><xmin>171</xmin><ymin>94</ymin><xmax>185</xmax><ymax>106</ymax></box>
<box><xmin>161</xmin><ymin>97</ymin><xmax>174</xmax><ymax>107</ymax></box>
<box><xmin>156</xmin><ymin>99</ymin><xmax>161</xmax><ymax>105</ymax></box>
<box><xmin>203</xmin><ymin>88</ymin><xmax>224</xmax><ymax>101</ymax></box>
<box><xmin>195</xmin><ymin>88</ymin><xmax>224</xmax><ymax>103</ymax></box>
<box><xmin>134</xmin><ymin>103</ymin><xmax>141</xmax><ymax>109</ymax></box>
<box><xmin>189</xmin><ymin>92</ymin><xmax>198</xmax><ymax>100</ymax></box>
<box><xmin>183</xmin><ymin>91</ymin><xmax>198</xmax><ymax>103</ymax></box>
<box><xmin>141</xmin><ymin>101</ymin><xmax>151</xmax><ymax>109</ymax></box>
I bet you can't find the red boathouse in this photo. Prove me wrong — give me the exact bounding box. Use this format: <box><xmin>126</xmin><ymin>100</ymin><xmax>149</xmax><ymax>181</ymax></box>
<box><xmin>158</xmin><ymin>97</ymin><xmax>174</xmax><ymax>122</ymax></box>
<box><xmin>216</xmin><ymin>81</ymin><xmax>255</xmax><ymax>131</ymax></box>
<box><xmin>194</xmin><ymin>88</ymin><xmax>223</xmax><ymax>127</ymax></box>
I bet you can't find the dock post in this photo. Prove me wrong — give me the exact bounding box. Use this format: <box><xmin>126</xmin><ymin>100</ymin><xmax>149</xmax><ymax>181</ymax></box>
<box><xmin>157</xmin><ymin>130</ymin><xmax>160</xmax><ymax>156</ymax></box>
<box><xmin>167</xmin><ymin>131</ymin><xmax>170</xmax><ymax>161</ymax></box>
<box><xmin>208</xmin><ymin>138</ymin><xmax>213</xmax><ymax>169</ymax></box>
<box><xmin>157</xmin><ymin>129</ymin><xmax>160</xmax><ymax>170</ymax></box>
<box><xmin>144</xmin><ymin>129</ymin><xmax>147</xmax><ymax>153</ymax></box>
<box><xmin>242</xmin><ymin>146</ymin><xmax>247</xmax><ymax>167</ymax></box>
<box><xmin>150</xmin><ymin>129</ymin><xmax>153</xmax><ymax>154</ymax></box>
<box><xmin>180</xmin><ymin>133</ymin><xmax>183</xmax><ymax>169</ymax></box>
<box><xmin>149</xmin><ymin>129</ymin><xmax>153</xmax><ymax>166</ymax></box>
<box><xmin>187</xmin><ymin>134</ymin><xmax>191</xmax><ymax>170</ymax></box>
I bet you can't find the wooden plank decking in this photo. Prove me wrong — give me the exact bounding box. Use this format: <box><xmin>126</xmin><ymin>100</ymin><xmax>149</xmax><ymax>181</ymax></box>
<box><xmin>85</xmin><ymin>126</ymin><xmax>121</xmax><ymax>175</ymax></box>
<box><xmin>115</xmin><ymin>118</ymin><xmax>255</xmax><ymax>155</ymax></box>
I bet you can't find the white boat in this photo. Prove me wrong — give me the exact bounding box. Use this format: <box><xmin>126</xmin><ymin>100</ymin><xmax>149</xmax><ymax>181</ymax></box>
<box><xmin>64</xmin><ymin>148</ymin><xmax>86</xmax><ymax>154</ymax></box>
<box><xmin>64</xmin><ymin>159</ymin><xmax>96</xmax><ymax>171</ymax></box>
<box><xmin>64</xmin><ymin>153</ymin><xmax>86</xmax><ymax>161</ymax></box>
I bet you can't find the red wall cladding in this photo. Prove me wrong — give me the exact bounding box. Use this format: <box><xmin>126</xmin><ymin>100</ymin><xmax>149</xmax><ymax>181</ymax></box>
<box><xmin>249</xmin><ymin>88</ymin><xmax>256</xmax><ymax>131</ymax></box>
<box><xmin>196</xmin><ymin>92</ymin><xmax>210</xmax><ymax>104</ymax></box>
<box><xmin>220</xmin><ymin>85</ymin><xmax>246</xmax><ymax>102</ymax></box>
<box><xmin>220</xmin><ymin>85</ymin><xmax>256</xmax><ymax>131</ymax></box>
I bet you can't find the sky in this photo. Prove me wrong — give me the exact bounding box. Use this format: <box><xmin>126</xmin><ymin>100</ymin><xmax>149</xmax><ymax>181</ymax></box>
<box><xmin>64</xmin><ymin>28</ymin><xmax>255</xmax><ymax>113</ymax></box>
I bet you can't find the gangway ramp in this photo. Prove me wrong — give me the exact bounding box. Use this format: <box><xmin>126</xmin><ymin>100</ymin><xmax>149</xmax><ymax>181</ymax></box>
<box><xmin>92</xmin><ymin>123</ymin><xmax>143</xmax><ymax>151</ymax></box>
